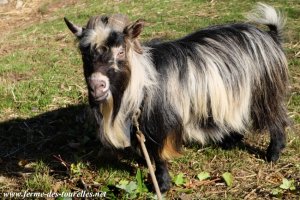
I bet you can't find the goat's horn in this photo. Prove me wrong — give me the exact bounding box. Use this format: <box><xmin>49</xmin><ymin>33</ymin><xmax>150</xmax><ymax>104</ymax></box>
<box><xmin>64</xmin><ymin>17</ymin><xmax>83</xmax><ymax>37</ymax></box>
<box><xmin>108</xmin><ymin>14</ymin><xmax>130</xmax><ymax>32</ymax></box>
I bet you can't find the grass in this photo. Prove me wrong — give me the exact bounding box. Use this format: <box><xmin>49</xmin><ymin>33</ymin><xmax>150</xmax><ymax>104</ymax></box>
<box><xmin>0</xmin><ymin>0</ymin><xmax>299</xmax><ymax>199</ymax></box>
<box><xmin>25</xmin><ymin>161</ymin><xmax>53</xmax><ymax>192</ymax></box>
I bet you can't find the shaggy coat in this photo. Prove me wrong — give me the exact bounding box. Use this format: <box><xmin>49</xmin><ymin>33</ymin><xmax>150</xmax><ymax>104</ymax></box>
<box><xmin>65</xmin><ymin>4</ymin><xmax>289</xmax><ymax>192</ymax></box>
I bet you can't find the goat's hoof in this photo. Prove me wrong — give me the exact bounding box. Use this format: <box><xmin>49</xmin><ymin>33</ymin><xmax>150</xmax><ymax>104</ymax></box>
<box><xmin>155</xmin><ymin>173</ymin><xmax>171</xmax><ymax>193</ymax></box>
<box><xmin>158</xmin><ymin>180</ymin><xmax>171</xmax><ymax>193</ymax></box>
<box><xmin>266</xmin><ymin>148</ymin><xmax>280</xmax><ymax>162</ymax></box>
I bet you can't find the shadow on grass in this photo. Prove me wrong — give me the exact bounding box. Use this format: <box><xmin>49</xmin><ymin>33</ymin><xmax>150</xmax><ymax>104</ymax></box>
<box><xmin>0</xmin><ymin>104</ymin><xmax>135</xmax><ymax>180</ymax></box>
<box><xmin>0</xmin><ymin>104</ymin><xmax>271</xmax><ymax>195</ymax></box>
<box><xmin>216</xmin><ymin>132</ymin><xmax>268</xmax><ymax>160</ymax></box>
<box><xmin>0</xmin><ymin>104</ymin><xmax>270</xmax><ymax>172</ymax></box>
<box><xmin>187</xmin><ymin>132</ymin><xmax>268</xmax><ymax>161</ymax></box>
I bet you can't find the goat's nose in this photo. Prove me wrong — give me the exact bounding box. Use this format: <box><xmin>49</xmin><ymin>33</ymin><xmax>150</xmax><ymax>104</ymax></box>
<box><xmin>89</xmin><ymin>73</ymin><xmax>110</xmax><ymax>101</ymax></box>
<box><xmin>90</xmin><ymin>79</ymin><xmax>108</xmax><ymax>93</ymax></box>
<box><xmin>93</xmin><ymin>80</ymin><xmax>106</xmax><ymax>91</ymax></box>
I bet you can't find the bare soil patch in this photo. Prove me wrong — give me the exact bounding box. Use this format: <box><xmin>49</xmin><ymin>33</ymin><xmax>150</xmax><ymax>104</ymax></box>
<box><xmin>0</xmin><ymin>0</ymin><xmax>76</xmax><ymax>37</ymax></box>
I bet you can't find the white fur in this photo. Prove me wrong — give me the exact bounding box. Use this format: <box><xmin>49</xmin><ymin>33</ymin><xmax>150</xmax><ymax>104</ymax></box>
<box><xmin>99</xmin><ymin>47</ymin><xmax>159</xmax><ymax>148</ymax></box>
<box><xmin>247</xmin><ymin>3</ymin><xmax>285</xmax><ymax>33</ymax></box>
<box><xmin>81</xmin><ymin>25</ymin><xmax>111</xmax><ymax>48</ymax></box>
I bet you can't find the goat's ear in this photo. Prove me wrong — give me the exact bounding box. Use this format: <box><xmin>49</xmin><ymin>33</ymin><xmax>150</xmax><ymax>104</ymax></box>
<box><xmin>64</xmin><ymin>17</ymin><xmax>83</xmax><ymax>37</ymax></box>
<box><xmin>124</xmin><ymin>19</ymin><xmax>144</xmax><ymax>40</ymax></box>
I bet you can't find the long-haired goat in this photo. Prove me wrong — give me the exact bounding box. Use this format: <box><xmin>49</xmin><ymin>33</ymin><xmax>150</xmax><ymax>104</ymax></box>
<box><xmin>64</xmin><ymin>4</ymin><xmax>289</xmax><ymax>192</ymax></box>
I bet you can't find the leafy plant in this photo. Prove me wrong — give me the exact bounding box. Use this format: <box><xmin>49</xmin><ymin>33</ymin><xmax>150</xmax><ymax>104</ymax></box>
<box><xmin>116</xmin><ymin>180</ymin><xmax>138</xmax><ymax>193</ymax></box>
<box><xmin>271</xmin><ymin>178</ymin><xmax>296</xmax><ymax>197</ymax></box>
<box><xmin>271</xmin><ymin>188</ymin><xmax>282</xmax><ymax>197</ymax></box>
<box><xmin>114</xmin><ymin>169</ymin><xmax>150</xmax><ymax>199</ymax></box>
<box><xmin>280</xmin><ymin>178</ymin><xmax>296</xmax><ymax>191</ymax></box>
<box><xmin>136</xmin><ymin>169</ymin><xmax>148</xmax><ymax>193</ymax></box>
<box><xmin>70</xmin><ymin>162</ymin><xmax>86</xmax><ymax>176</ymax></box>
<box><xmin>173</xmin><ymin>173</ymin><xmax>186</xmax><ymax>186</ymax></box>
<box><xmin>222</xmin><ymin>172</ymin><xmax>234</xmax><ymax>187</ymax></box>
<box><xmin>197</xmin><ymin>172</ymin><xmax>210</xmax><ymax>181</ymax></box>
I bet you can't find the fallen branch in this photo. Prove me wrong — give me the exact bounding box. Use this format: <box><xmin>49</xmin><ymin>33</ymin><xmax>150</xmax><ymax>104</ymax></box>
<box><xmin>133</xmin><ymin>109</ymin><xmax>162</xmax><ymax>200</ymax></box>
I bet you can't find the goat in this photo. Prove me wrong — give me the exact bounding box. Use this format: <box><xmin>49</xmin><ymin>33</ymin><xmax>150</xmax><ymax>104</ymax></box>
<box><xmin>64</xmin><ymin>4</ymin><xmax>289</xmax><ymax>192</ymax></box>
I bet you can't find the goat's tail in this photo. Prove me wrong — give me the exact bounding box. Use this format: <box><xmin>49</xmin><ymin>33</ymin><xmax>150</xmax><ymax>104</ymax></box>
<box><xmin>247</xmin><ymin>3</ymin><xmax>286</xmax><ymax>42</ymax></box>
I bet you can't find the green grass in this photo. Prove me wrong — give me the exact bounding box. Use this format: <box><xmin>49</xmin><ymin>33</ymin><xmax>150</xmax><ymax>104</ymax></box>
<box><xmin>0</xmin><ymin>0</ymin><xmax>299</xmax><ymax>199</ymax></box>
<box><xmin>24</xmin><ymin>161</ymin><xmax>53</xmax><ymax>192</ymax></box>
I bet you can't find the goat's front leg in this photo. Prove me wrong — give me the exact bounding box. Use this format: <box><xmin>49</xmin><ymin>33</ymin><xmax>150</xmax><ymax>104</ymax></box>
<box><xmin>137</xmin><ymin>139</ymin><xmax>172</xmax><ymax>193</ymax></box>
<box><xmin>144</xmin><ymin>138</ymin><xmax>172</xmax><ymax>193</ymax></box>
<box><xmin>154</xmin><ymin>158</ymin><xmax>171</xmax><ymax>193</ymax></box>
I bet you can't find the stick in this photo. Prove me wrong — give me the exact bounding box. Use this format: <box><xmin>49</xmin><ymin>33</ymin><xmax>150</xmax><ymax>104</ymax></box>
<box><xmin>136</xmin><ymin>132</ymin><xmax>162</xmax><ymax>200</ymax></box>
<box><xmin>133</xmin><ymin>109</ymin><xmax>162</xmax><ymax>200</ymax></box>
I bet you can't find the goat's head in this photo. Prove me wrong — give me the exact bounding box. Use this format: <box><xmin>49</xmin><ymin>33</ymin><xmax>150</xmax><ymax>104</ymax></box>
<box><xmin>64</xmin><ymin>15</ymin><xmax>144</xmax><ymax>106</ymax></box>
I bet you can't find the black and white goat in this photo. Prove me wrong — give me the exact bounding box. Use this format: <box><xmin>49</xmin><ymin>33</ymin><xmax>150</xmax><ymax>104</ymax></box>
<box><xmin>64</xmin><ymin>3</ymin><xmax>289</xmax><ymax>192</ymax></box>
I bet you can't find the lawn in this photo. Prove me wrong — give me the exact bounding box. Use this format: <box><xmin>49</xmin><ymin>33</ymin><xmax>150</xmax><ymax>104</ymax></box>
<box><xmin>0</xmin><ymin>0</ymin><xmax>299</xmax><ymax>199</ymax></box>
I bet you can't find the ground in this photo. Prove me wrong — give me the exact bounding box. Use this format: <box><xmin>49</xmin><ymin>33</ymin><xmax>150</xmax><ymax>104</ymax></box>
<box><xmin>0</xmin><ymin>0</ymin><xmax>299</xmax><ymax>199</ymax></box>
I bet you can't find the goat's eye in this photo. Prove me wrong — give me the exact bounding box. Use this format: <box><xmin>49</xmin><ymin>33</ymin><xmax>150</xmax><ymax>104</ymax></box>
<box><xmin>93</xmin><ymin>45</ymin><xmax>108</xmax><ymax>55</ymax></box>
<box><xmin>117</xmin><ymin>48</ymin><xmax>125</xmax><ymax>59</ymax></box>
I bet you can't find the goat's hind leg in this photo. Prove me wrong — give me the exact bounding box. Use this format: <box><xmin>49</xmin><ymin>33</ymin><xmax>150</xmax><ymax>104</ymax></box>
<box><xmin>266</xmin><ymin>123</ymin><xmax>286</xmax><ymax>162</ymax></box>
<box><xmin>217</xmin><ymin>131</ymin><xmax>244</xmax><ymax>150</ymax></box>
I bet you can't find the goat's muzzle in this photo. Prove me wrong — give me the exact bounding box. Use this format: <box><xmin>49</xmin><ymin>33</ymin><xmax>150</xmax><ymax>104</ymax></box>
<box><xmin>88</xmin><ymin>72</ymin><xmax>110</xmax><ymax>102</ymax></box>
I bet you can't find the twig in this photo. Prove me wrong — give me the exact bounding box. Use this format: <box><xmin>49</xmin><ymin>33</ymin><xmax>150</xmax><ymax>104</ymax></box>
<box><xmin>244</xmin><ymin>186</ymin><xmax>261</xmax><ymax>199</ymax></box>
<box><xmin>194</xmin><ymin>178</ymin><xmax>221</xmax><ymax>186</ymax></box>
<box><xmin>235</xmin><ymin>174</ymin><xmax>257</xmax><ymax>179</ymax></box>
<box><xmin>11</xmin><ymin>86</ymin><xmax>17</xmax><ymax>102</ymax></box>
<box><xmin>80</xmin><ymin>177</ymin><xmax>88</xmax><ymax>191</ymax></box>
<box><xmin>8</xmin><ymin>172</ymin><xmax>33</xmax><ymax>177</ymax></box>
<box><xmin>53</xmin><ymin>155</ymin><xmax>70</xmax><ymax>169</ymax></box>
<box><xmin>133</xmin><ymin>109</ymin><xmax>162</xmax><ymax>200</ymax></box>
<box><xmin>204</xmin><ymin>190</ymin><xmax>226</xmax><ymax>195</ymax></box>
